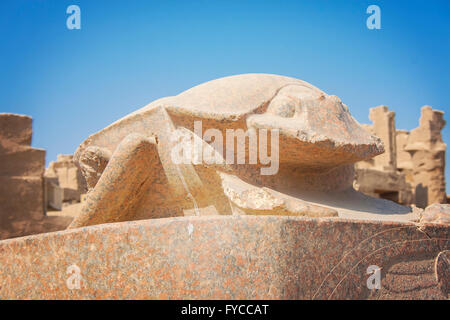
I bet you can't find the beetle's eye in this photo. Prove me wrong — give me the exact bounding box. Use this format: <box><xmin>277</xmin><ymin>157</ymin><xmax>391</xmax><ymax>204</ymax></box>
<box><xmin>267</xmin><ymin>96</ymin><xmax>296</xmax><ymax>118</ymax></box>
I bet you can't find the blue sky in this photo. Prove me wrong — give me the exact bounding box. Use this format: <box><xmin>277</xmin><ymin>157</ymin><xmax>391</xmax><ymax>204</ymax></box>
<box><xmin>1</xmin><ymin>0</ymin><xmax>449</xmax><ymax>190</ymax></box>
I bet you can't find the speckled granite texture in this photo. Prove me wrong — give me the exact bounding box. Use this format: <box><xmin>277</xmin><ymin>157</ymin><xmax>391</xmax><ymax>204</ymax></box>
<box><xmin>0</xmin><ymin>215</ymin><xmax>448</xmax><ymax>299</ymax></box>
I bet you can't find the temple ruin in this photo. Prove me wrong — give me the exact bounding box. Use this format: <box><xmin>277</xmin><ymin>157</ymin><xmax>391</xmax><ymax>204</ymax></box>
<box><xmin>45</xmin><ymin>154</ymin><xmax>87</xmax><ymax>210</ymax></box>
<box><xmin>0</xmin><ymin>113</ymin><xmax>72</xmax><ymax>240</ymax></box>
<box><xmin>354</xmin><ymin>105</ymin><xmax>447</xmax><ymax>208</ymax></box>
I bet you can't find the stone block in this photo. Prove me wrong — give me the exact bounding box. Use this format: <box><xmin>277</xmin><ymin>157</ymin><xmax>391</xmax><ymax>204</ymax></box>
<box><xmin>0</xmin><ymin>147</ymin><xmax>45</xmax><ymax>177</ymax></box>
<box><xmin>0</xmin><ymin>176</ymin><xmax>45</xmax><ymax>239</ymax></box>
<box><xmin>0</xmin><ymin>215</ymin><xmax>447</xmax><ymax>299</ymax></box>
<box><xmin>0</xmin><ymin>113</ymin><xmax>33</xmax><ymax>146</ymax></box>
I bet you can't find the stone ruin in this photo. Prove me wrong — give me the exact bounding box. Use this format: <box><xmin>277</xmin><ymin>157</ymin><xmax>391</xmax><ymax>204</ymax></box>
<box><xmin>355</xmin><ymin>105</ymin><xmax>447</xmax><ymax>208</ymax></box>
<box><xmin>0</xmin><ymin>74</ymin><xmax>448</xmax><ymax>299</ymax></box>
<box><xmin>0</xmin><ymin>114</ymin><xmax>72</xmax><ymax>240</ymax></box>
<box><xmin>45</xmin><ymin>154</ymin><xmax>87</xmax><ymax>210</ymax></box>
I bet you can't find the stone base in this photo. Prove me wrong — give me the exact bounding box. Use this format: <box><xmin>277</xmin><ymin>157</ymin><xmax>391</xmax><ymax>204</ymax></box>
<box><xmin>0</xmin><ymin>215</ymin><xmax>448</xmax><ymax>299</ymax></box>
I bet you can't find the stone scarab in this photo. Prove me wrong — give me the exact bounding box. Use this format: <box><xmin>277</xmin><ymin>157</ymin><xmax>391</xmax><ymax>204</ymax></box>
<box><xmin>70</xmin><ymin>74</ymin><xmax>414</xmax><ymax>228</ymax></box>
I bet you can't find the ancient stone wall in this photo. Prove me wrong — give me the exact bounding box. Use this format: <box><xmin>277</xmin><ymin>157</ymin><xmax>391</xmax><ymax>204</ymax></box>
<box><xmin>355</xmin><ymin>106</ymin><xmax>446</xmax><ymax>208</ymax></box>
<box><xmin>369</xmin><ymin>106</ymin><xmax>397</xmax><ymax>171</ymax></box>
<box><xmin>0</xmin><ymin>113</ymin><xmax>73</xmax><ymax>239</ymax></box>
<box><xmin>404</xmin><ymin>106</ymin><xmax>447</xmax><ymax>207</ymax></box>
<box><xmin>0</xmin><ymin>114</ymin><xmax>46</xmax><ymax>238</ymax></box>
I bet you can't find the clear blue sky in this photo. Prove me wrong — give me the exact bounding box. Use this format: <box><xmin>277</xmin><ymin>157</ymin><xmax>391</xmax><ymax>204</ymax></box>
<box><xmin>1</xmin><ymin>0</ymin><xmax>449</xmax><ymax>190</ymax></box>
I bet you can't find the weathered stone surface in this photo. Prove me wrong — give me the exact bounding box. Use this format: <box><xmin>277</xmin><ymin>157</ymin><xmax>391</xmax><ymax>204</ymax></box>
<box><xmin>0</xmin><ymin>113</ymin><xmax>32</xmax><ymax>147</ymax></box>
<box><xmin>70</xmin><ymin>74</ymin><xmax>416</xmax><ymax>228</ymax></box>
<box><xmin>0</xmin><ymin>114</ymin><xmax>44</xmax><ymax>239</ymax></box>
<box><xmin>406</xmin><ymin>106</ymin><xmax>446</xmax><ymax>207</ymax></box>
<box><xmin>435</xmin><ymin>250</ymin><xmax>449</xmax><ymax>297</ymax></box>
<box><xmin>396</xmin><ymin>130</ymin><xmax>413</xmax><ymax>171</ymax></box>
<box><xmin>370</xmin><ymin>254</ymin><xmax>446</xmax><ymax>300</ymax></box>
<box><xmin>0</xmin><ymin>177</ymin><xmax>45</xmax><ymax>221</ymax></box>
<box><xmin>420</xmin><ymin>203</ymin><xmax>450</xmax><ymax>225</ymax></box>
<box><xmin>78</xmin><ymin>147</ymin><xmax>111</xmax><ymax>190</ymax></box>
<box><xmin>362</xmin><ymin>106</ymin><xmax>397</xmax><ymax>171</ymax></box>
<box><xmin>0</xmin><ymin>148</ymin><xmax>45</xmax><ymax>177</ymax></box>
<box><xmin>220</xmin><ymin>172</ymin><xmax>338</xmax><ymax>217</ymax></box>
<box><xmin>0</xmin><ymin>215</ymin><xmax>447</xmax><ymax>299</ymax></box>
<box><xmin>68</xmin><ymin>134</ymin><xmax>161</xmax><ymax>228</ymax></box>
<box><xmin>0</xmin><ymin>177</ymin><xmax>71</xmax><ymax>239</ymax></box>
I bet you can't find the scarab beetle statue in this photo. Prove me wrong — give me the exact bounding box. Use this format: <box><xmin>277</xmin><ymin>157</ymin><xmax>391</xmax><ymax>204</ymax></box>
<box><xmin>69</xmin><ymin>74</ymin><xmax>414</xmax><ymax>228</ymax></box>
